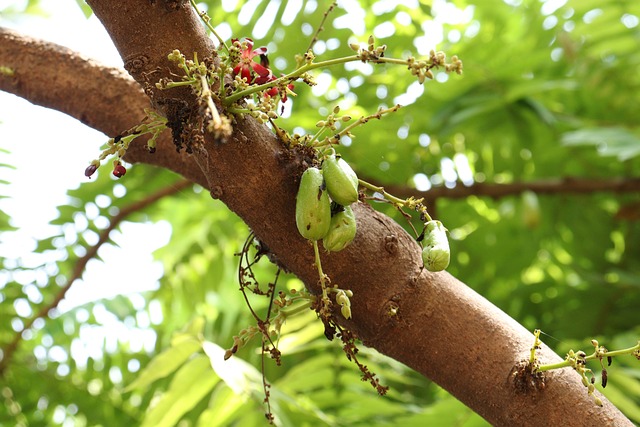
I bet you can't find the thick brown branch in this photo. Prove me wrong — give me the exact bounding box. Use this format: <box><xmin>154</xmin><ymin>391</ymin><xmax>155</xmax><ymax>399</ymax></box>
<box><xmin>0</xmin><ymin>10</ymin><xmax>634</xmax><ymax>427</ymax></box>
<box><xmin>0</xmin><ymin>27</ymin><xmax>143</xmax><ymax>135</ymax></box>
<box><xmin>0</xmin><ymin>180</ymin><xmax>192</xmax><ymax>375</ymax></box>
<box><xmin>380</xmin><ymin>177</ymin><xmax>640</xmax><ymax>203</ymax></box>
<box><xmin>0</xmin><ymin>27</ymin><xmax>206</xmax><ymax>186</ymax></box>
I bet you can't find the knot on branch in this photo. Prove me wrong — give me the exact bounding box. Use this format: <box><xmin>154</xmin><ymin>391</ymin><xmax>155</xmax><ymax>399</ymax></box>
<box><xmin>512</xmin><ymin>359</ymin><xmax>547</xmax><ymax>394</ymax></box>
<box><xmin>124</xmin><ymin>54</ymin><xmax>150</xmax><ymax>75</ymax></box>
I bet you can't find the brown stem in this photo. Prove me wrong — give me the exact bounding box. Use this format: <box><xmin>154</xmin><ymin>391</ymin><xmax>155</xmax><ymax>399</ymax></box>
<box><xmin>0</xmin><ymin>179</ymin><xmax>192</xmax><ymax>375</ymax></box>
<box><xmin>0</xmin><ymin>9</ymin><xmax>635</xmax><ymax>426</ymax></box>
<box><xmin>378</xmin><ymin>177</ymin><xmax>640</xmax><ymax>204</ymax></box>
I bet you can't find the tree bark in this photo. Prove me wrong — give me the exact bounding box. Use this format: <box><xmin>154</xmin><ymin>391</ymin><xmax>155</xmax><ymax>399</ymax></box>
<box><xmin>0</xmin><ymin>3</ymin><xmax>633</xmax><ymax>426</ymax></box>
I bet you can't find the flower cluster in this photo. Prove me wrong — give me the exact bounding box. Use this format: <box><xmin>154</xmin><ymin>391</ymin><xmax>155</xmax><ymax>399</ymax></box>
<box><xmin>231</xmin><ymin>38</ymin><xmax>271</xmax><ymax>84</ymax></box>
<box><xmin>231</xmin><ymin>38</ymin><xmax>295</xmax><ymax>103</ymax></box>
<box><xmin>84</xmin><ymin>110</ymin><xmax>166</xmax><ymax>179</ymax></box>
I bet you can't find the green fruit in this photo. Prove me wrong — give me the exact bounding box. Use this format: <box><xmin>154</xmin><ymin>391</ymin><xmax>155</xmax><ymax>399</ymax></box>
<box><xmin>422</xmin><ymin>220</ymin><xmax>450</xmax><ymax>272</ymax></box>
<box><xmin>322</xmin><ymin>206</ymin><xmax>357</xmax><ymax>252</ymax></box>
<box><xmin>322</xmin><ymin>155</ymin><xmax>359</xmax><ymax>206</ymax></box>
<box><xmin>295</xmin><ymin>167</ymin><xmax>331</xmax><ymax>240</ymax></box>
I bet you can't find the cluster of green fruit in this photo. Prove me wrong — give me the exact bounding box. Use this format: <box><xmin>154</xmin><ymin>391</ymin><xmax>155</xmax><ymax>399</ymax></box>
<box><xmin>295</xmin><ymin>154</ymin><xmax>451</xmax><ymax>272</ymax></box>
<box><xmin>295</xmin><ymin>155</ymin><xmax>359</xmax><ymax>251</ymax></box>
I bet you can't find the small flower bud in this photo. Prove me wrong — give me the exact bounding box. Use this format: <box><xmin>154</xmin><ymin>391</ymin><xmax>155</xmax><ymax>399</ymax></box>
<box><xmin>349</xmin><ymin>43</ymin><xmax>361</xmax><ymax>52</ymax></box>
<box><xmin>113</xmin><ymin>164</ymin><xmax>127</xmax><ymax>178</ymax></box>
<box><xmin>84</xmin><ymin>164</ymin><xmax>98</xmax><ymax>178</ymax></box>
<box><xmin>336</xmin><ymin>291</ymin><xmax>348</xmax><ymax>306</ymax></box>
<box><xmin>341</xmin><ymin>304</ymin><xmax>352</xmax><ymax>319</ymax></box>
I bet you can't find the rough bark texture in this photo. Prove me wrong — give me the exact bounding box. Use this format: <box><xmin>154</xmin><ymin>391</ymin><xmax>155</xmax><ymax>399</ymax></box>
<box><xmin>0</xmin><ymin>2</ymin><xmax>634</xmax><ymax>425</ymax></box>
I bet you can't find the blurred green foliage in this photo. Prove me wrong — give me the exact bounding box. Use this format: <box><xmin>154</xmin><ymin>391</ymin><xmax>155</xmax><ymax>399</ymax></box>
<box><xmin>1</xmin><ymin>0</ymin><xmax>640</xmax><ymax>425</ymax></box>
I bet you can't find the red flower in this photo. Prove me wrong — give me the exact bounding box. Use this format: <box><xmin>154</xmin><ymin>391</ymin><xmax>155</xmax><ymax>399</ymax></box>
<box><xmin>232</xmin><ymin>38</ymin><xmax>272</xmax><ymax>84</ymax></box>
<box><xmin>264</xmin><ymin>76</ymin><xmax>295</xmax><ymax>103</ymax></box>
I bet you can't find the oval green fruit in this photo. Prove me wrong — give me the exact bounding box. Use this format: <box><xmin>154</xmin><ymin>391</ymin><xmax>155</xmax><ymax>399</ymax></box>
<box><xmin>322</xmin><ymin>206</ymin><xmax>357</xmax><ymax>252</ymax></box>
<box><xmin>295</xmin><ymin>167</ymin><xmax>331</xmax><ymax>240</ymax></box>
<box><xmin>322</xmin><ymin>155</ymin><xmax>359</xmax><ymax>206</ymax></box>
<box><xmin>421</xmin><ymin>220</ymin><xmax>450</xmax><ymax>272</ymax></box>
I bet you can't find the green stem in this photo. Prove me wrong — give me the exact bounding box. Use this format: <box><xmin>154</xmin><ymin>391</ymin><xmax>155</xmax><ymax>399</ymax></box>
<box><xmin>161</xmin><ymin>79</ymin><xmax>198</xmax><ymax>89</ymax></box>
<box><xmin>280</xmin><ymin>301</ymin><xmax>312</xmax><ymax>318</ymax></box>
<box><xmin>379</xmin><ymin>57</ymin><xmax>411</xmax><ymax>66</ymax></box>
<box><xmin>599</xmin><ymin>342</ymin><xmax>640</xmax><ymax>358</ymax></box>
<box><xmin>358</xmin><ymin>179</ymin><xmax>392</xmax><ymax>199</ymax></box>
<box><xmin>223</xmin><ymin>55</ymin><xmax>361</xmax><ymax>105</ymax></box>
<box><xmin>313</xmin><ymin>240</ymin><xmax>329</xmax><ymax>301</ymax></box>
<box><xmin>537</xmin><ymin>341</ymin><xmax>640</xmax><ymax>372</ymax></box>
<box><xmin>217</xmin><ymin>66</ymin><xmax>226</xmax><ymax>99</ymax></box>
<box><xmin>358</xmin><ymin>179</ymin><xmax>407</xmax><ymax>205</ymax></box>
<box><xmin>537</xmin><ymin>360</ymin><xmax>572</xmax><ymax>372</ymax></box>
<box><xmin>312</xmin><ymin>105</ymin><xmax>402</xmax><ymax>148</ymax></box>
<box><xmin>530</xmin><ymin>329</ymin><xmax>542</xmax><ymax>366</ymax></box>
<box><xmin>227</xmin><ymin>107</ymin><xmax>253</xmax><ymax>115</ymax></box>
<box><xmin>222</xmin><ymin>53</ymin><xmax>417</xmax><ymax>105</ymax></box>
<box><xmin>311</xmin><ymin>126</ymin><xmax>328</xmax><ymax>143</ymax></box>
<box><xmin>189</xmin><ymin>0</ymin><xmax>228</xmax><ymax>52</ymax></box>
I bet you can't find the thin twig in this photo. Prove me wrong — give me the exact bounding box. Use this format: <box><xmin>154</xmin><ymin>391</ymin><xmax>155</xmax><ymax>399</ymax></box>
<box><xmin>375</xmin><ymin>177</ymin><xmax>640</xmax><ymax>201</ymax></box>
<box><xmin>0</xmin><ymin>179</ymin><xmax>192</xmax><ymax>375</ymax></box>
<box><xmin>306</xmin><ymin>1</ymin><xmax>337</xmax><ymax>53</ymax></box>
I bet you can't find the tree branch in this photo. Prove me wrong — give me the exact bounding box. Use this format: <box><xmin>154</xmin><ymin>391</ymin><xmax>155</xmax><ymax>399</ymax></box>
<box><xmin>0</xmin><ymin>27</ymin><xmax>206</xmax><ymax>186</ymax></box>
<box><xmin>379</xmin><ymin>177</ymin><xmax>640</xmax><ymax>204</ymax></box>
<box><xmin>0</xmin><ymin>6</ymin><xmax>634</xmax><ymax>426</ymax></box>
<box><xmin>0</xmin><ymin>179</ymin><xmax>192</xmax><ymax>375</ymax></box>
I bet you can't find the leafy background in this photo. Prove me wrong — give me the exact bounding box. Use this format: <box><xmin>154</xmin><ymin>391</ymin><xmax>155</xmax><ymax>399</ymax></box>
<box><xmin>1</xmin><ymin>0</ymin><xmax>640</xmax><ymax>425</ymax></box>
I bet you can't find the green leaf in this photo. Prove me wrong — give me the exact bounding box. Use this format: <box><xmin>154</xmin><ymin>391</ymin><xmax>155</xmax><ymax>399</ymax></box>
<box><xmin>74</xmin><ymin>0</ymin><xmax>93</xmax><ymax>18</ymax></box>
<box><xmin>202</xmin><ymin>341</ymin><xmax>263</xmax><ymax>396</ymax></box>
<box><xmin>393</xmin><ymin>394</ymin><xmax>489</xmax><ymax>426</ymax></box>
<box><xmin>125</xmin><ymin>336</ymin><xmax>201</xmax><ymax>392</ymax></box>
<box><xmin>562</xmin><ymin>127</ymin><xmax>640</xmax><ymax>160</ymax></box>
<box><xmin>599</xmin><ymin>375</ymin><xmax>640</xmax><ymax>424</ymax></box>
<box><xmin>196</xmin><ymin>385</ymin><xmax>246</xmax><ymax>427</ymax></box>
<box><xmin>141</xmin><ymin>354</ymin><xmax>219</xmax><ymax>427</ymax></box>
